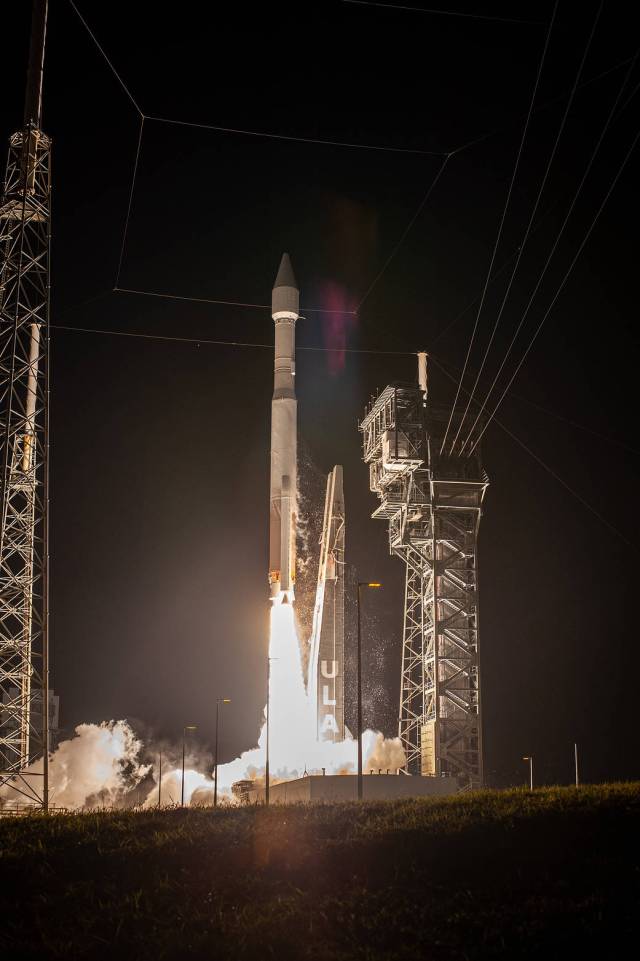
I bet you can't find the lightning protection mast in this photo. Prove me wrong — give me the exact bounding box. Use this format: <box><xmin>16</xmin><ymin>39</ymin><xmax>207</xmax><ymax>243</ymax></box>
<box><xmin>360</xmin><ymin>354</ymin><xmax>488</xmax><ymax>790</ymax></box>
<box><xmin>0</xmin><ymin>0</ymin><xmax>51</xmax><ymax>810</ymax></box>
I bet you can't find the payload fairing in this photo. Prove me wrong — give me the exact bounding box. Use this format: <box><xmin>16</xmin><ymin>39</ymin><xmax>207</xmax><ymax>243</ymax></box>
<box><xmin>269</xmin><ymin>254</ymin><xmax>299</xmax><ymax>603</ymax></box>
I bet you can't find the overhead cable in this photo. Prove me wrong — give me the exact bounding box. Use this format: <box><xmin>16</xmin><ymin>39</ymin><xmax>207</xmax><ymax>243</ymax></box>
<box><xmin>511</xmin><ymin>394</ymin><xmax>640</xmax><ymax>457</ymax></box>
<box><xmin>463</xmin><ymin>50</ymin><xmax>640</xmax><ymax>454</ymax></box>
<box><xmin>449</xmin><ymin>55</ymin><xmax>635</xmax><ymax>157</ymax></box>
<box><xmin>356</xmin><ymin>155</ymin><xmax>450</xmax><ymax>311</ymax></box>
<box><xmin>51</xmin><ymin>325</ymin><xmax>413</xmax><ymax>356</ymax></box>
<box><xmin>431</xmin><ymin>202</ymin><xmax>559</xmax><ymax>347</ymax></box>
<box><xmin>113</xmin><ymin>286</ymin><xmax>357</xmax><ymax>315</ymax></box>
<box><xmin>429</xmin><ymin>355</ymin><xmax>632</xmax><ymax>548</ymax></box>
<box><xmin>67</xmin><ymin>0</ymin><xmax>142</xmax><ymax>115</ymax></box>
<box><xmin>54</xmin><ymin>317</ymin><xmax>638</xmax><ymax>461</ymax></box>
<box><xmin>115</xmin><ymin>118</ymin><xmax>145</xmax><ymax>288</ymax></box>
<box><xmin>440</xmin><ymin>0</ymin><xmax>559</xmax><ymax>455</ymax></box>
<box><xmin>453</xmin><ymin>2</ymin><xmax>603</xmax><ymax>455</ymax></box>
<box><xmin>145</xmin><ymin>115</ymin><xmax>446</xmax><ymax>157</ymax></box>
<box><xmin>341</xmin><ymin>0</ymin><xmax>544</xmax><ymax>26</ymax></box>
<box><xmin>468</xmin><ymin>122</ymin><xmax>640</xmax><ymax>456</ymax></box>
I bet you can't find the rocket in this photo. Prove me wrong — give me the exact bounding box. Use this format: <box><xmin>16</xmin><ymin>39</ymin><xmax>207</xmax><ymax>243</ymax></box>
<box><xmin>269</xmin><ymin>253</ymin><xmax>299</xmax><ymax>604</ymax></box>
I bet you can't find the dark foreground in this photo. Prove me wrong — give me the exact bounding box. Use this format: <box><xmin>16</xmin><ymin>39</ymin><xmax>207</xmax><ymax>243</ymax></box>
<box><xmin>1</xmin><ymin>784</ymin><xmax>639</xmax><ymax>960</ymax></box>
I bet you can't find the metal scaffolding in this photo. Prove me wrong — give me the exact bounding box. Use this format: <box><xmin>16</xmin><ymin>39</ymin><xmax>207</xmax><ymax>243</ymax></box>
<box><xmin>360</xmin><ymin>366</ymin><xmax>488</xmax><ymax>788</ymax></box>
<box><xmin>0</xmin><ymin>0</ymin><xmax>50</xmax><ymax>809</ymax></box>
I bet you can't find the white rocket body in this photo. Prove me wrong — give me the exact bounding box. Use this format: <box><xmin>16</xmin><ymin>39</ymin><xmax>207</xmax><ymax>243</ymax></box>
<box><xmin>269</xmin><ymin>254</ymin><xmax>299</xmax><ymax>603</ymax></box>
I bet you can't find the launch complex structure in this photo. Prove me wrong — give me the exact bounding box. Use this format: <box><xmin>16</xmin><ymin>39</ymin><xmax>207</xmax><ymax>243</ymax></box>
<box><xmin>0</xmin><ymin>0</ymin><xmax>489</xmax><ymax>806</ymax></box>
<box><xmin>360</xmin><ymin>359</ymin><xmax>488</xmax><ymax>788</ymax></box>
<box><xmin>0</xmin><ymin>0</ymin><xmax>51</xmax><ymax>809</ymax></box>
<box><xmin>268</xmin><ymin>258</ymin><xmax>488</xmax><ymax>789</ymax></box>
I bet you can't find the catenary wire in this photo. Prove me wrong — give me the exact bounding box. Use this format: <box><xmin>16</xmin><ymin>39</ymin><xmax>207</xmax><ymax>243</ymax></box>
<box><xmin>440</xmin><ymin>0</ymin><xmax>559</xmax><ymax>456</ymax></box>
<box><xmin>467</xmin><ymin>120</ymin><xmax>640</xmax><ymax>456</ymax></box>
<box><xmin>51</xmin><ymin>325</ymin><xmax>414</xmax><ymax>355</ymax></box>
<box><xmin>145</xmin><ymin>115</ymin><xmax>447</xmax><ymax>157</ymax></box>
<box><xmin>429</xmin><ymin>355</ymin><xmax>632</xmax><ymax>548</ymax></box>
<box><xmin>431</xmin><ymin>202</ymin><xmax>559</xmax><ymax>347</ymax></box>
<box><xmin>356</xmin><ymin>155</ymin><xmax>450</xmax><ymax>311</ymax></box>
<box><xmin>49</xmin><ymin>318</ymin><xmax>640</xmax><ymax>462</ymax></box>
<box><xmin>52</xmin><ymin>307</ymin><xmax>639</xmax><ymax>459</ymax></box>
<box><xmin>449</xmin><ymin>55</ymin><xmax>635</xmax><ymax>157</ymax></box>
<box><xmin>453</xmin><ymin>2</ymin><xmax>603</xmax><ymax>456</ymax></box>
<box><xmin>68</xmin><ymin>2</ymin><xmax>447</xmax><ymax>157</ymax></box>
<box><xmin>341</xmin><ymin>0</ymin><xmax>544</xmax><ymax>26</ymax></box>
<box><xmin>430</xmin><ymin>351</ymin><xmax>640</xmax><ymax>457</ymax></box>
<box><xmin>462</xmin><ymin>50</ymin><xmax>640</xmax><ymax>454</ymax></box>
<box><xmin>511</xmin><ymin>394</ymin><xmax>640</xmax><ymax>457</ymax></box>
<box><xmin>114</xmin><ymin>117</ymin><xmax>144</xmax><ymax>288</ymax></box>
<box><xmin>70</xmin><ymin>0</ymin><xmax>617</xmax><ymax>317</ymax></box>
<box><xmin>67</xmin><ymin>0</ymin><xmax>142</xmax><ymax>115</ymax></box>
<box><xmin>113</xmin><ymin>286</ymin><xmax>357</xmax><ymax>315</ymax></box>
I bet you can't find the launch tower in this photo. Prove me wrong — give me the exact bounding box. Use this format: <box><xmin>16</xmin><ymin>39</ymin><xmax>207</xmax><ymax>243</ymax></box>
<box><xmin>0</xmin><ymin>0</ymin><xmax>50</xmax><ymax>808</ymax></box>
<box><xmin>360</xmin><ymin>356</ymin><xmax>488</xmax><ymax>788</ymax></box>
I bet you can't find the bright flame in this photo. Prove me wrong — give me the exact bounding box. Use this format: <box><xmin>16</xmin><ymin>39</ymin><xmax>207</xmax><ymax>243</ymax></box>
<box><xmin>207</xmin><ymin>594</ymin><xmax>405</xmax><ymax>799</ymax></box>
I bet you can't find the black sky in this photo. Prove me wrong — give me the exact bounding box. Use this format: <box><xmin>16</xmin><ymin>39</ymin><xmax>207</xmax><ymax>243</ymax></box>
<box><xmin>1</xmin><ymin>0</ymin><xmax>638</xmax><ymax>787</ymax></box>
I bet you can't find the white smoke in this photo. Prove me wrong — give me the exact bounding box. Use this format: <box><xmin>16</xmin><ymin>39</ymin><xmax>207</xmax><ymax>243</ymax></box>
<box><xmin>0</xmin><ymin>720</ymin><xmax>150</xmax><ymax>811</ymax></box>
<box><xmin>1</xmin><ymin>602</ymin><xmax>404</xmax><ymax>811</ymax></box>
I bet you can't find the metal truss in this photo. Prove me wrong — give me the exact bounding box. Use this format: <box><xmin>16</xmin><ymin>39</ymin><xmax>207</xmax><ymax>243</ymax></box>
<box><xmin>360</xmin><ymin>383</ymin><xmax>488</xmax><ymax>789</ymax></box>
<box><xmin>0</xmin><ymin>121</ymin><xmax>51</xmax><ymax>809</ymax></box>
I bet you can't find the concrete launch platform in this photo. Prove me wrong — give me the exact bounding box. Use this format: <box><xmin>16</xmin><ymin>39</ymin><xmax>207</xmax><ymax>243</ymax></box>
<box><xmin>250</xmin><ymin>773</ymin><xmax>456</xmax><ymax>804</ymax></box>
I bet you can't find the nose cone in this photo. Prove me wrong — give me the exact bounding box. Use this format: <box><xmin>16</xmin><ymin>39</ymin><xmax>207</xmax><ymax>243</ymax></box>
<box><xmin>272</xmin><ymin>253</ymin><xmax>299</xmax><ymax>317</ymax></box>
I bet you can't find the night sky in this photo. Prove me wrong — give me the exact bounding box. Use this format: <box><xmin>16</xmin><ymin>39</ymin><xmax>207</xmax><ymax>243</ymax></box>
<box><xmin>2</xmin><ymin>1</ymin><xmax>638</xmax><ymax>787</ymax></box>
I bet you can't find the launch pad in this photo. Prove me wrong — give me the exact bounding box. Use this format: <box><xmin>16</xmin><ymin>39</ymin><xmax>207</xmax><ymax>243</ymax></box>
<box><xmin>249</xmin><ymin>773</ymin><xmax>455</xmax><ymax>805</ymax></box>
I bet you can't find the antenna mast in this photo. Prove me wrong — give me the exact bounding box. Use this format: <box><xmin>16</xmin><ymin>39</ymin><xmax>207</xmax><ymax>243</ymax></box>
<box><xmin>0</xmin><ymin>0</ymin><xmax>51</xmax><ymax>811</ymax></box>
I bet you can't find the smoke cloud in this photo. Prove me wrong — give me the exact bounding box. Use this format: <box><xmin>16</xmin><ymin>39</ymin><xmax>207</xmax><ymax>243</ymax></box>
<box><xmin>0</xmin><ymin>720</ymin><xmax>150</xmax><ymax>811</ymax></box>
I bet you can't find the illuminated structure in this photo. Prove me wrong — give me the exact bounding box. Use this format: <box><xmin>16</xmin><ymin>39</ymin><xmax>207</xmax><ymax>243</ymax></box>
<box><xmin>360</xmin><ymin>354</ymin><xmax>488</xmax><ymax>788</ymax></box>
<box><xmin>0</xmin><ymin>0</ymin><xmax>50</xmax><ymax>808</ymax></box>
<box><xmin>268</xmin><ymin>254</ymin><xmax>299</xmax><ymax>604</ymax></box>
<box><xmin>308</xmin><ymin>466</ymin><xmax>346</xmax><ymax>740</ymax></box>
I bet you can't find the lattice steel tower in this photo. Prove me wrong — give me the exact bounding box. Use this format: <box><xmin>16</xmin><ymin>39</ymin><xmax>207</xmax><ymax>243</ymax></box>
<box><xmin>360</xmin><ymin>355</ymin><xmax>488</xmax><ymax>789</ymax></box>
<box><xmin>0</xmin><ymin>0</ymin><xmax>50</xmax><ymax>809</ymax></box>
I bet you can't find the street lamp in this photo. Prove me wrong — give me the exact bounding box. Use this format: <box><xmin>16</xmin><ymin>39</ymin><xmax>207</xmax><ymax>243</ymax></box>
<box><xmin>357</xmin><ymin>582</ymin><xmax>382</xmax><ymax>801</ymax></box>
<box><xmin>214</xmin><ymin>699</ymin><xmax>231</xmax><ymax>808</ymax></box>
<box><xmin>181</xmin><ymin>725</ymin><xmax>197</xmax><ymax>807</ymax></box>
<box><xmin>265</xmin><ymin>656</ymin><xmax>277</xmax><ymax>807</ymax></box>
<box><xmin>523</xmin><ymin>755</ymin><xmax>533</xmax><ymax>791</ymax></box>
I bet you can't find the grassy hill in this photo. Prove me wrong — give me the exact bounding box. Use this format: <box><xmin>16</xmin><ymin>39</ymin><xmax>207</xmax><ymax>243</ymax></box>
<box><xmin>1</xmin><ymin>783</ymin><xmax>639</xmax><ymax>960</ymax></box>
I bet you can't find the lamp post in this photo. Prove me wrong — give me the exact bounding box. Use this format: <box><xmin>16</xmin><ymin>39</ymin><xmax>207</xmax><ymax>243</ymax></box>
<box><xmin>157</xmin><ymin>750</ymin><xmax>162</xmax><ymax>807</ymax></box>
<box><xmin>357</xmin><ymin>582</ymin><xmax>382</xmax><ymax>801</ymax></box>
<box><xmin>523</xmin><ymin>755</ymin><xmax>533</xmax><ymax>791</ymax></box>
<box><xmin>574</xmin><ymin>742</ymin><xmax>579</xmax><ymax>787</ymax></box>
<box><xmin>266</xmin><ymin>656</ymin><xmax>276</xmax><ymax>807</ymax></box>
<box><xmin>214</xmin><ymin>698</ymin><xmax>231</xmax><ymax>807</ymax></box>
<box><xmin>181</xmin><ymin>725</ymin><xmax>197</xmax><ymax>807</ymax></box>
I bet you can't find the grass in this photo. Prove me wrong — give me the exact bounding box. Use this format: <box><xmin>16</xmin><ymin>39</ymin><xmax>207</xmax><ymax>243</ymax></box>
<box><xmin>1</xmin><ymin>783</ymin><xmax>639</xmax><ymax>960</ymax></box>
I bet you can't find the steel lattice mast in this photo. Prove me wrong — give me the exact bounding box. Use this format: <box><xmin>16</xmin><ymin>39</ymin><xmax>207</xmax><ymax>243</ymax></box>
<box><xmin>0</xmin><ymin>0</ymin><xmax>50</xmax><ymax>809</ymax></box>
<box><xmin>360</xmin><ymin>355</ymin><xmax>488</xmax><ymax>789</ymax></box>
